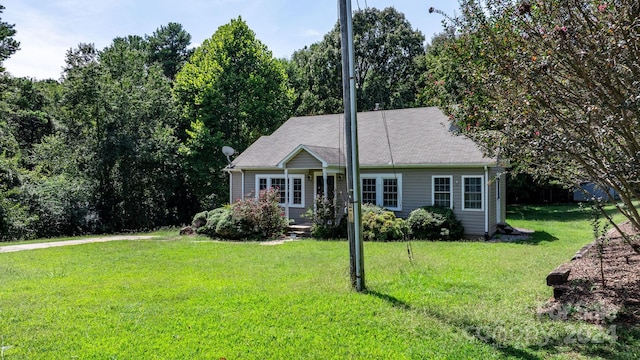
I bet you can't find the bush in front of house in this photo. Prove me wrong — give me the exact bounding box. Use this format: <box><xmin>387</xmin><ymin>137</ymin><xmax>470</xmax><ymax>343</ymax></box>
<box><xmin>193</xmin><ymin>207</ymin><xmax>236</xmax><ymax>238</ymax></box>
<box><xmin>214</xmin><ymin>208</ymin><xmax>243</xmax><ymax>239</ymax></box>
<box><xmin>407</xmin><ymin>206</ymin><xmax>464</xmax><ymax>240</ymax></box>
<box><xmin>361</xmin><ymin>204</ymin><xmax>407</xmax><ymax>241</ymax></box>
<box><xmin>232</xmin><ymin>188</ymin><xmax>289</xmax><ymax>240</ymax></box>
<box><xmin>192</xmin><ymin>188</ymin><xmax>289</xmax><ymax>241</ymax></box>
<box><xmin>304</xmin><ymin>195</ymin><xmax>347</xmax><ymax>240</ymax></box>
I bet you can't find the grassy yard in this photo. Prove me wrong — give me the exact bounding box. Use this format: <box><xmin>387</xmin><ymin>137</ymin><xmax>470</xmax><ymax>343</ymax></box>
<box><xmin>0</xmin><ymin>204</ymin><xmax>638</xmax><ymax>359</ymax></box>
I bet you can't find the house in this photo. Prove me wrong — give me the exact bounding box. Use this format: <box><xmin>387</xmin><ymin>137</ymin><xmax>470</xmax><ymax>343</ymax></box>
<box><xmin>225</xmin><ymin>107</ymin><xmax>506</xmax><ymax>238</ymax></box>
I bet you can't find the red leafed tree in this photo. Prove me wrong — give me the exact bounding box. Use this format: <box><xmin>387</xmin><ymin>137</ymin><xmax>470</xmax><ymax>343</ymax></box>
<box><xmin>429</xmin><ymin>1</ymin><xmax>640</xmax><ymax>251</ymax></box>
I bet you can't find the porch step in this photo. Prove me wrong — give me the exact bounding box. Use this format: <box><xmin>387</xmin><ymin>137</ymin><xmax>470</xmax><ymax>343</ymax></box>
<box><xmin>288</xmin><ymin>224</ymin><xmax>312</xmax><ymax>238</ymax></box>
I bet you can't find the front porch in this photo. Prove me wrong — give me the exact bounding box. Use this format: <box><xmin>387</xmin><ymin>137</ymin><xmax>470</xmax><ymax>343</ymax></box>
<box><xmin>288</xmin><ymin>223</ymin><xmax>312</xmax><ymax>238</ymax></box>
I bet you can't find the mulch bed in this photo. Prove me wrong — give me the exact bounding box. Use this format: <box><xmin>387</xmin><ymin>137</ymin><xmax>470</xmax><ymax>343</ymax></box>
<box><xmin>538</xmin><ymin>221</ymin><xmax>640</xmax><ymax>325</ymax></box>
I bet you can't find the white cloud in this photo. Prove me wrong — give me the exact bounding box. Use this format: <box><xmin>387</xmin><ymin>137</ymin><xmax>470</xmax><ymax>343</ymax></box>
<box><xmin>3</xmin><ymin>1</ymin><xmax>127</xmax><ymax>79</ymax></box>
<box><xmin>4</xmin><ymin>6</ymin><xmax>70</xmax><ymax>79</ymax></box>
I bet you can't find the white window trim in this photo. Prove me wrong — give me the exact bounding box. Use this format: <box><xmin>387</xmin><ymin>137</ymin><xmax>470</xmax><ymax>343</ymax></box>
<box><xmin>462</xmin><ymin>175</ymin><xmax>484</xmax><ymax>211</ymax></box>
<box><xmin>360</xmin><ymin>174</ymin><xmax>402</xmax><ymax>211</ymax></box>
<box><xmin>255</xmin><ymin>174</ymin><xmax>305</xmax><ymax>208</ymax></box>
<box><xmin>432</xmin><ymin>175</ymin><xmax>453</xmax><ymax>209</ymax></box>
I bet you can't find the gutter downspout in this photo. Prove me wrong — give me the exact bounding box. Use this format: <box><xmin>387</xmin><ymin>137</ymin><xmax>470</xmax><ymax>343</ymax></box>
<box><xmin>241</xmin><ymin>170</ymin><xmax>245</xmax><ymax>199</ymax></box>
<box><xmin>323</xmin><ymin>167</ymin><xmax>328</xmax><ymax>201</ymax></box>
<box><xmin>229</xmin><ymin>170</ymin><xmax>233</xmax><ymax>204</ymax></box>
<box><xmin>484</xmin><ymin>165</ymin><xmax>489</xmax><ymax>240</ymax></box>
<box><xmin>284</xmin><ymin>167</ymin><xmax>290</xmax><ymax>219</ymax></box>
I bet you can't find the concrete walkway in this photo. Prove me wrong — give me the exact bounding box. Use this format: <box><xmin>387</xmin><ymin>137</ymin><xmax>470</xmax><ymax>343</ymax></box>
<box><xmin>0</xmin><ymin>235</ymin><xmax>157</xmax><ymax>253</ymax></box>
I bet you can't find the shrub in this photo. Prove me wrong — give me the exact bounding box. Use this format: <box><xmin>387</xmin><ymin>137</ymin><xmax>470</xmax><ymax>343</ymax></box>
<box><xmin>194</xmin><ymin>207</ymin><xmax>229</xmax><ymax>237</ymax></box>
<box><xmin>304</xmin><ymin>195</ymin><xmax>346</xmax><ymax>240</ymax></box>
<box><xmin>20</xmin><ymin>175</ymin><xmax>98</xmax><ymax>238</ymax></box>
<box><xmin>232</xmin><ymin>188</ymin><xmax>289</xmax><ymax>240</ymax></box>
<box><xmin>214</xmin><ymin>208</ymin><xmax>243</xmax><ymax>239</ymax></box>
<box><xmin>407</xmin><ymin>206</ymin><xmax>464</xmax><ymax>240</ymax></box>
<box><xmin>194</xmin><ymin>188</ymin><xmax>289</xmax><ymax>241</ymax></box>
<box><xmin>361</xmin><ymin>204</ymin><xmax>406</xmax><ymax>242</ymax></box>
<box><xmin>192</xmin><ymin>210</ymin><xmax>209</xmax><ymax>229</ymax></box>
<box><xmin>361</xmin><ymin>203</ymin><xmax>387</xmax><ymax>215</ymax></box>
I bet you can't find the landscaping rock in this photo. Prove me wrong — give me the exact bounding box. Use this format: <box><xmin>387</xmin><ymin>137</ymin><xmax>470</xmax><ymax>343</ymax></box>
<box><xmin>192</xmin><ymin>218</ymin><xmax>206</xmax><ymax>229</ymax></box>
<box><xmin>179</xmin><ymin>226</ymin><xmax>195</xmax><ymax>236</ymax></box>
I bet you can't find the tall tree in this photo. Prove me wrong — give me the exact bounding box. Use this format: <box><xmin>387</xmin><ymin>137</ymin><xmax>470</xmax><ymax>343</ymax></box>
<box><xmin>147</xmin><ymin>22</ymin><xmax>193</xmax><ymax>80</ymax></box>
<box><xmin>60</xmin><ymin>38</ymin><xmax>183</xmax><ymax>231</ymax></box>
<box><xmin>432</xmin><ymin>0</ymin><xmax>640</xmax><ymax>250</ymax></box>
<box><xmin>0</xmin><ymin>4</ymin><xmax>19</xmax><ymax>72</ymax></box>
<box><xmin>3</xmin><ymin>78</ymin><xmax>56</xmax><ymax>155</ymax></box>
<box><xmin>0</xmin><ymin>119</ymin><xmax>31</xmax><ymax>240</ymax></box>
<box><xmin>0</xmin><ymin>4</ymin><xmax>27</xmax><ymax>239</ymax></box>
<box><xmin>416</xmin><ymin>31</ymin><xmax>469</xmax><ymax>108</ymax></box>
<box><xmin>288</xmin><ymin>7</ymin><xmax>425</xmax><ymax>115</ymax></box>
<box><xmin>174</xmin><ymin>17</ymin><xmax>293</xmax><ymax>209</ymax></box>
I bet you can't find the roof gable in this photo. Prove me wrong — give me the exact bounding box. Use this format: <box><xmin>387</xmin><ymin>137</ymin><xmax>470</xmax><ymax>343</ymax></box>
<box><xmin>277</xmin><ymin>144</ymin><xmax>344</xmax><ymax>168</ymax></box>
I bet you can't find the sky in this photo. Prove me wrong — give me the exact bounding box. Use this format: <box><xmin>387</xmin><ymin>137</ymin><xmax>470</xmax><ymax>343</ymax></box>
<box><xmin>3</xmin><ymin>0</ymin><xmax>460</xmax><ymax>80</ymax></box>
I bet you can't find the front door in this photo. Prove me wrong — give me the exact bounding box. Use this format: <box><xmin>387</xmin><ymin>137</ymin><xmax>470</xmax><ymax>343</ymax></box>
<box><xmin>315</xmin><ymin>175</ymin><xmax>335</xmax><ymax>201</ymax></box>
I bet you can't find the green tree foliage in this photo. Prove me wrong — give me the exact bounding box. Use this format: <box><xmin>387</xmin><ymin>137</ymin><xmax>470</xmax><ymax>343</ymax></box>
<box><xmin>416</xmin><ymin>31</ymin><xmax>468</xmax><ymax>108</ymax></box>
<box><xmin>287</xmin><ymin>7</ymin><xmax>425</xmax><ymax>115</ymax></box>
<box><xmin>0</xmin><ymin>120</ymin><xmax>31</xmax><ymax>240</ymax></box>
<box><xmin>2</xmin><ymin>77</ymin><xmax>56</xmax><ymax>154</ymax></box>
<box><xmin>0</xmin><ymin>4</ymin><xmax>19</xmax><ymax>72</ymax></box>
<box><xmin>286</xmin><ymin>37</ymin><xmax>343</xmax><ymax>115</ymax></box>
<box><xmin>0</xmin><ymin>5</ymin><xmax>28</xmax><ymax>239</ymax></box>
<box><xmin>432</xmin><ymin>0</ymin><xmax>640</xmax><ymax>250</ymax></box>
<box><xmin>60</xmin><ymin>37</ymin><xmax>184</xmax><ymax>231</ymax></box>
<box><xmin>147</xmin><ymin>22</ymin><xmax>193</xmax><ymax>80</ymax></box>
<box><xmin>175</xmin><ymin>17</ymin><xmax>293</xmax><ymax>209</ymax></box>
<box><xmin>20</xmin><ymin>174</ymin><xmax>98</xmax><ymax>238</ymax></box>
<box><xmin>0</xmin><ymin>11</ymin><xmax>203</xmax><ymax>239</ymax></box>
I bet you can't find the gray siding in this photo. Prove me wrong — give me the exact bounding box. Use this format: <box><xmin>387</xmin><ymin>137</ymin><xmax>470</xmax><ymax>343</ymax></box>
<box><xmin>239</xmin><ymin>170</ymin><xmax>314</xmax><ymax>225</ymax></box>
<box><xmin>360</xmin><ymin>167</ymin><xmax>503</xmax><ymax>237</ymax></box>
<box><xmin>236</xmin><ymin>166</ymin><xmax>505</xmax><ymax>237</ymax></box>
<box><xmin>287</xmin><ymin>151</ymin><xmax>322</xmax><ymax>169</ymax></box>
<box><xmin>230</xmin><ymin>172</ymin><xmax>243</xmax><ymax>202</ymax></box>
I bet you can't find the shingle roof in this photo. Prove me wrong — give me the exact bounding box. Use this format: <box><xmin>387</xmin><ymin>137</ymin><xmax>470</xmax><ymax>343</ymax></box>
<box><xmin>230</xmin><ymin>107</ymin><xmax>496</xmax><ymax>169</ymax></box>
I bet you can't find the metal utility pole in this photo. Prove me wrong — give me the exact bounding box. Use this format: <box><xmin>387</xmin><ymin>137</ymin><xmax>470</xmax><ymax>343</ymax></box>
<box><xmin>338</xmin><ymin>0</ymin><xmax>365</xmax><ymax>292</ymax></box>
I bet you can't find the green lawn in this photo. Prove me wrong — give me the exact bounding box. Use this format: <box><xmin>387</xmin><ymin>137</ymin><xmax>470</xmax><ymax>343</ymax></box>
<box><xmin>0</xmin><ymin>204</ymin><xmax>638</xmax><ymax>359</ymax></box>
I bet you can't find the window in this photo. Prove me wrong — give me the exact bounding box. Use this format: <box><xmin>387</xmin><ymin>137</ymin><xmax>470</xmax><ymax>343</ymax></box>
<box><xmin>432</xmin><ymin>176</ymin><xmax>452</xmax><ymax>208</ymax></box>
<box><xmin>383</xmin><ymin>178</ymin><xmax>398</xmax><ymax>208</ymax></box>
<box><xmin>271</xmin><ymin>178</ymin><xmax>287</xmax><ymax>203</ymax></box>
<box><xmin>292</xmin><ymin>178</ymin><xmax>302</xmax><ymax>205</ymax></box>
<box><xmin>361</xmin><ymin>178</ymin><xmax>377</xmax><ymax>205</ymax></box>
<box><xmin>360</xmin><ymin>174</ymin><xmax>402</xmax><ymax>211</ymax></box>
<box><xmin>462</xmin><ymin>176</ymin><xmax>483</xmax><ymax>210</ymax></box>
<box><xmin>256</xmin><ymin>175</ymin><xmax>305</xmax><ymax>207</ymax></box>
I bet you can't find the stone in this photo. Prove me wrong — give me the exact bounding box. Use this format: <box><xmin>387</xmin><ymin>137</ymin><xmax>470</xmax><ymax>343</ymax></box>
<box><xmin>179</xmin><ymin>226</ymin><xmax>195</xmax><ymax>236</ymax></box>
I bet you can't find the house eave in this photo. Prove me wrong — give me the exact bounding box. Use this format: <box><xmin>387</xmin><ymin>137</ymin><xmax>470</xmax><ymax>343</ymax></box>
<box><xmin>230</xmin><ymin>162</ymin><xmax>500</xmax><ymax>172</ymax></box>
<box><xmin>359</xmin><ymin>162</ymin><xmax>500</xmax><ymax>169</ymax></box>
